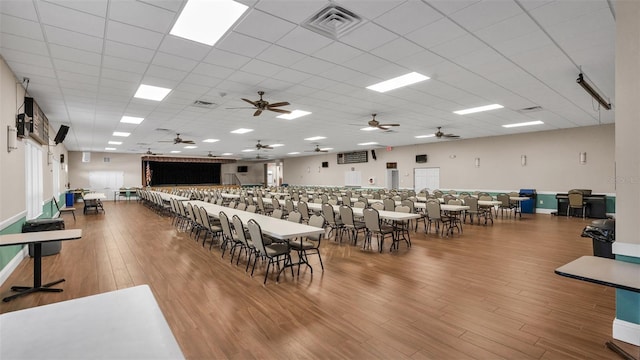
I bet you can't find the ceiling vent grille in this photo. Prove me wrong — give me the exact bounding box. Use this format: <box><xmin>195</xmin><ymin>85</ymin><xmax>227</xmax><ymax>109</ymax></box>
<box><xmin>302</xmin><ymin>4</ymin><xmax>363</xmax><ymax>40</ymax></box>
<box><xmin>517</xmin><ymin>106</ymin><xmax>543</xmax><ymax>113</ymax></box>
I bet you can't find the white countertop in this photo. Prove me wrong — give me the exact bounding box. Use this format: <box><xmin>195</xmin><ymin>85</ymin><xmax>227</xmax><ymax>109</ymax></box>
<box><xmin>0</xmin><ymin>229</ymin><xmax>82</xmax><ymax>247</ymax></box>
<box><xmin>83</xmin><ymin>192</ymin><xmax>106</xmax><ymax>200</ymax></box>
<box><xmin>555</xmin><ymin>255</ymin><xmax>640</xmax><ymax>293</ymax></box>
<box><xmin>0</xmin><ymin>285</ymin><xmax>184</xmax><ymax>359</ymax></box>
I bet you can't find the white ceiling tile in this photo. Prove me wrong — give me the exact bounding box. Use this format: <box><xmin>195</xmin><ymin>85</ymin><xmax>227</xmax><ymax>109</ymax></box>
<box><xmin>254</xmin><ymin>0</ymin><xmax>328</xmax><ymax>23</ymax></box>
<box><xmin>371</xmin><ymin>37</ymin><xmax>423</xmax><ymax>62</ymax></box>
<box><xmin>139</xmin><ymin>76</ymin><xmax>179</xmax><ymax>90</ymax></box>
<box><xmin>102</xmin><ymin>55</ymin><xmax>148</xmax><ymax>74</ymax></box>
<box><xmin>1</xmin><ymin>33</ymin><xmax>48</xmax><ymax>55</ymax></box>
<box><xmin>152</xmin><ymin>52</ymin><xmax>198</xmax><ymax>72</ymax></box>
<box><xmin>276</xmin><ymin>26</ymin><xmax>333</xmax><ymax>54</ymax></box>
<box><xmin>104</xmin><ymin>40</ymin><xmax>156</xmax><ymax>62</ymax></box>
<box><xmin>449</xmin><ymin>0</ymin><xmax>522</xmax><ymax>32</ymax></box>
<box><xmin>319</xmin><ymin>66</ymin><xmax>363</xmax><ymax>83</ymax></box>
<box><xmin>225</xmin><ymin>70</ymin><xmax>267</xmax><ymax>86</ymax></box>
<box><xmin>395</xmin><ymin>50</ymin><xmax>445</xmax><ymax>74</ymax></box>
<box><xmin>374</xmin><ymin>1</ymin><xmax>442</xmax><ymax>34</ymax></box>
<box><xmin>340</xmin><ymin>22</ymin><xmax>398</xmax><ymax>51</ymax></box>
<box><xmin>106</xmin><ymin>20</ymin><xmax>164</xmax><ymax>49</ymax></box>
<box><xmin>256</xmin><ymin>78</ymin><xmax>294</xmax><ymax>92</ymax></box>
<box><xmin>312</xmin><ymin>42</ymin><xmax>363</xmax><ymax>64</ymax></box>
<box><xmin>426</xmin><ymin>0</ymin><xmax>480</xmax><ymax>15</ymax></box>
<box><xmin>528</xmin><ymin>0</ymin><xmax>610</xmax><ymax>28</ymax></box>
<box><xmin>1</xmin><ymin>1</ymin><xmax>38</xmax><ymax>21</ymax></box>
<box><xmin>138</xmin><ymin>0</ymin><xmax>185</xmax><ymax>13</ymax></box>
<box><xmin>37</xmin><ymin>1</ymin><xmax>105</xmax><ymax>37</ymax></box>
<box><xmin>474</xmin><ymin>14</ymin><xmax>539</xmax><ymax>46</ymax></box>
<box><xmin>183</xmin><ymin>73</ymin><xmax>223</xmax><ymax>88</ymax></box>
<box><xmin>43</xmin><ymin>25</ymin><xmax>103</xmax><ymax>53</ymax></box>
<box><xmin>337</xmin><ymin>0</ymin><xmax>404</xmax><ymax>20</ymax></box>
<box><xmin>101</xmin><ymin>67</ymin><xmax>143</xmax><ymax>83</ymax></box>
<box><xmin>234</xmin><ymin>9</ymin><xmax>297</xmax><ymax>42</ymax></box>
<box><xmin>257</xmin><ymin>45</ymin><xmax>306</xmax><ymax>67</ymax></box>
<box><xmin>1</xmin><ymin>14</ymin><xmax>44</xmax><ymax>41</ymax></box>
<box><xmin>241</xmin><ymin>59</ymin><xmax>285</xmax><ymax>77</ymax></box>
<box><xmin>99</xmin><ymin>77</ymin><xmax>138</xmax><ymax>91</ymax></box>
<box><xmin>41</xmin><ymin>0</ymin><xmax>108</xmax><ymax>17</ymax></box>
<box><xmin>290</xmin><ymin>56</ymin><xmax>335</xmax><ymax>74</ymax></box>
<box><xmin>342</xmin><ymin>53</ymin><xmax>393</xmax><ymax>73</ymax></box>
<box><xmin>405</xmin><ymin>17</ymin><xmax>466</xmax><ymax>49</ymax></box>
<box><xmin>202</xmin><ymin>48</ymin><xmax>251</xmax><ymax>68</ymax></box>
<box><xmin>192</xmin><ymin>62</ymin><xmax>234</xmax><ymax>79</ymax></box>
<box><xmin>56</xmin><ymin>70</ymin><xmax>100</xmax><ymax>85</ymax></box>
<box><xmin>145</xmin><ymin>64</ymin><xmax>187</xmax><ymax>81</ymax></box>
<box><xmin>216</xmin><ymin>31</ymin><xmax>271</xmax><ymax>58</ymax></box>
<box><xmin>273</xmin><ymin>68</ymin><xmax>314</xmax><ymax>84</ymax></box>
<box><xmin>53</xmin><ymin>58</ymin><xmax>100</xmax><ymax>76</ymax></box>
<box><xmin>108</xmin><ymin>0</ymin><xmax>176</xmax><ymax>33</ymax></box>
<box><xmin>0</xmin><ymin>47</ymin><xmax>54</xmax><ymax>68</ymax></box>
<box><xmin>159</xmin><ymin>36</ymin><xmax>211</xmax><ymax>61</ymax></box>
<box><xmin>429</xmin><ymin>34</ymin><xmax>487</xmax><ymax>59</ymax></box>
<box><xmin>49</xmin><ymin>43</ymin><xmax>102</xmax><ymax>66</ymax></box>
<box><xmin>492</xmin><ymin>30</ymin><xmax>553</xmax><ymax>57</ymax></box>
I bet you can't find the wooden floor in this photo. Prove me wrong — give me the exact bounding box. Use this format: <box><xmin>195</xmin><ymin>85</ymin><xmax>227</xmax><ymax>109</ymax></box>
<box><xmin>1</xmin><ymin>201</ymin><xmax>638</xmax><ymax>359</ymax></box>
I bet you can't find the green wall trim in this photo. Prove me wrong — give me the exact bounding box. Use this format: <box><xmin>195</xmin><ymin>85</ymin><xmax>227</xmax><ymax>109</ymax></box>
<box><xmin>615</xmin><ymin>255</ymin><xmax>640</xmax><ymax>324</ymax></box>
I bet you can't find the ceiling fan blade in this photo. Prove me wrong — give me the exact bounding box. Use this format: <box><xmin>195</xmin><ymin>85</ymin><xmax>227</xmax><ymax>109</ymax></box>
<box><xmin>267</xmin><ymin>101</ymin><xmax>290</xmax><ymax>108</ymax></box>
<box><xmin>253</xmin><ymin>109</ymin><xmax>263</xmax><ymax>116</ymax></box>
<box><xmin>267</xmin><ymin>108</ymin><xmax>291</xmax><ymax>114</ymax></box>
<box><xmin>158</xmin><ymin>140</ymin><xmax>174</xmax><ymax>142</ymax></box>
<box><xmin>242</xmin><ymin>98</ymin><xmax>257</xmax><ymax>106</ymax></box>
<box><xmin>226</xmin><ymin>106</ymin><xmax>256</xmax><ymax>109</ymax></box>
<box><xmin>379</xmin><ymin>123</ymin><xmax>399</xmax><ymax>127</ymax></box>
<box><xmin>182</xmin><ymin>140</ymin><xmax>196</xmax><ymax>144</ymax></box>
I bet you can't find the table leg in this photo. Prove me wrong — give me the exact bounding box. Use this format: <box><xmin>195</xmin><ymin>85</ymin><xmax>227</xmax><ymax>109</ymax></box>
<box><xmin>3</xmin><ymin>243</ymin><xmax>65</xmax><ymax>302</ymax></box>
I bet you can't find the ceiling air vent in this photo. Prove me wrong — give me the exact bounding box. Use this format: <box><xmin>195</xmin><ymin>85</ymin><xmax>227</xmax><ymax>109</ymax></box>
<box><xmin>517</xmin><ymin>106</ymin><xmax>543</xmax><ymax>113</ymax></box>
<box><xmin>192</xmin><ymin>100</ymin><xmax>216</xmax><ymax>109</ymax></box>
<box><xmin>302</xmin><ymin>4</ymin><xmax>363</xmax><ymax>40</ymax></box>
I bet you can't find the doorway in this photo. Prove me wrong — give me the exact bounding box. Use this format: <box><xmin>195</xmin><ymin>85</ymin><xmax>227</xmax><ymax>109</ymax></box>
<box><xmin>386</xmin><ymin>169</ymin><xmax>399</xmax><ymax>189</ymax></box>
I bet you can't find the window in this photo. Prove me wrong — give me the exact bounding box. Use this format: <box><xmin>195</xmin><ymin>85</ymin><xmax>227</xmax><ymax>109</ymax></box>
<box><xmin>25</xmin><ymin>141</ymin><xmax>43</xmax><ymax>219</ymax></box>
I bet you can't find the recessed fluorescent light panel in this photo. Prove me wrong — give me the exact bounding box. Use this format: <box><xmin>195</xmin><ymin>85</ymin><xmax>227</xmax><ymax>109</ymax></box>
<box><xmin>230</xmin><ymin>128</ymin><xmax>253</xmax><ymax>134</ymax></box>
<box><xmin>184</xmin><ymin>145</ymin><xmax>197</xmax><ymax>149</ymax></box>
<box><xmin>105</xmin><ymin>147</ymin><xmax>116</xmax><ymax>151</ymax></box>
<box><xmin>112</xmin><ymin>132</ymin><xmax>130</xmax><ymax>137</ymax></box>
<box><xmin>358</xmin><ymin>142</ymin><xmax>378</xmax><ymax>146</ymax></box>
<box><xmin>304</xmin><ymin>136</ymin><xmax>326</xmax><ymax>141</ymax></box>
<box><xmin>277</xmin><ymin>110</ymin><xmax>311</xmax><ymax>120</ymax></box>
<box><xmin>108</xmin><ymin>141</ymin><xmax>122</xmax><ymax>145</ymax></box>
<box><xmin>415</xmin><ymin>134</ymin><xmax>435</xmax><ymax>139</ymax></box>
<box><xmin>287</xmin><ymin>152</ymin><xmax>300</xmax><ymax>155</ymax></box>
<box><xmin>320</xmin><ymin>148</ymin><xmax>333</xmax><ymax>151</ymax></box>
<box><xmin>269</xmin><ymin>144</ymin><xmax>284</xmax><ymax>147</ymax></box>
<box><xmin>502</xmin><ymin>120</ymin><xmax>544</xmax><ymax>128</ymax></box>
<box><xmin>366</xmin><ymin>72</ymin><xmax>430</xmax><ymax>93</ymax></box>
<box><xmin>361</xmin><ymin>127</ymin><xmax>377</xmax><ymax>131</ymax></box>
<box><xmin>202</xmin><ymin>139</ymin><xmax>219</xmax><ymax>143</ymax></box>
<box><xmin>222</xmin><ymin>153</ymin><xmax>233</xmax><ymax>156</ymax></box>
<box><xmin>242</xmin><ymin>149</ymin><xmax>255</xmax><ymax>152</ymax></box>
<box><xmin>170</xmin><ymin>0</ymin><xmax>248</xmax><ymax>46</ymax></box>
<box><xmin>170</xmin><ymin>150</ymin><xmax>181</xmax><ymax>153</ymax></box>
<box><xmin>120</xmin><ymin>116</ymin><xmax>144</xmax><ymax>124</ymax></box>
<box><xmin>453</xmin><ymin>104</ymin><xmax>504</xmax><ymax>115</ymax></box>
<box><xmin>134</xmin><ymin>84</ymin><xmax>172</xmax><ymax>101</ymax></box>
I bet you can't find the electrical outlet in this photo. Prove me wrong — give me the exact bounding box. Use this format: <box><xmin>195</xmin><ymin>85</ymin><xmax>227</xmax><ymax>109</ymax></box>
<box><xmin>539</xmin><ymin>200</ymin><xmax>544</xmax><ymax>204</ymax></box>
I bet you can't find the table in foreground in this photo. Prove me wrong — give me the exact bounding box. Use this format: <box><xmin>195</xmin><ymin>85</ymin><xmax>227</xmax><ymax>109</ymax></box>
<box><xmin>0</xmin><ymin>285</ymin><xmax>185</xmax><ymax>359</ymax></box>
<box><xmin>555</xmin><ymin>256</ymin><xmax>640</xmax><ymax>359</ymax></box>
<box><xmin>0</xmin><ymin>229</ymin><xmax>82</xmax><ymax>302</ymax></box>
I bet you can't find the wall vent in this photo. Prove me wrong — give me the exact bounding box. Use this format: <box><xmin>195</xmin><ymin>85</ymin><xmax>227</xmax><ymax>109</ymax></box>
<box><xmin>302</xmin><ymin>4</ymin><xmax>363</xmax><ymax>40</ymax></box>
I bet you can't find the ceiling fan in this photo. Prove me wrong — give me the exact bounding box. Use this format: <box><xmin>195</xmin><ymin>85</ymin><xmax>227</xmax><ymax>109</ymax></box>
<box><xmin>207</xmin><ymin>151</ymin><xmax>218</xmax><ymax>158</ymax></box>
<box><xmin>229</xmin><ymin>91</ymin><xmax>291</xmax><ymax>116</ymax></box>
<box><xmin>255</xmin><ymin>140</ymin><xmax>273</xmax><ymax>150</ymax></box>
<box><xmin>144</xmin><ymin>148</ymin><xmax>162</xmax><ymax>155</ymax></box>
<box><xmin>159</xmin><ymin>133</ymin><xmax>195</xmax><ymax>144</ymax></box>
<box><xmin>434</xmin><ymin>127</ymin><xmax>460</xmax><ymax>139</ymax></box>
<box><xmin>366</xmin><ymin>113</ymin><xmax>400</xmax><ymax>131</ymax></box>
<box><xmin>305</xmin><ymin>145</ymin><xmax>329</xmax><ymax>153</ymax></box>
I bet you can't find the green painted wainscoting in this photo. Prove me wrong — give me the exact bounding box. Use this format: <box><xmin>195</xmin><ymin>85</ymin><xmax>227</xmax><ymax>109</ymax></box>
<box><xmin>615</xmin><ymin>255</ymin><xmax>640</xmax><ymax>324</ymax></box>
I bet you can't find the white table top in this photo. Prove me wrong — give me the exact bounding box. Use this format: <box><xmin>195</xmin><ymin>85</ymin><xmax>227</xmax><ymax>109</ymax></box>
<box><xmin>0</xmin><ymin>229</ymin><xmax>82</xmax><ymax>247</ymax></box>
<box><xmin>0</xmin><ymin>285</ymin><xmax>184</xmax><ymax>359</ymax></box>
<box><xmin>555</xmin><ymin>256</ymin><xmax>640</xmax><ymax>293</ymax></box>
<box><xmin>188</xmin><ymin>201</ymin><xmax>324</xmax><ymax>240</ymax></box>
<box><xmin>83</xmin><ymin>192</ymin><xmax>106</xmax><ymax>200</ymax></box>
<box><xmin>220</xmin><ymin>193</ymin><xmax>241</xmax><ymax>199</ymax></box>
<box><xmin>308</xmin><ymin>203</ymin><xmax>420</xmax><ymax>221</ymax></box>
<box><xmin>510</xmin><ymin>197</ymin><xmax>530</xmax><ymax>201</ymax></box>
<box><xmin>440</xmin><ymin>204</ymin><xmax>470</xmax><ymax>212</ymax></box>
<box><xmin>149</xmin><ymin>191</ymin><xmax>189</xmax><ymax>201</ymax></box>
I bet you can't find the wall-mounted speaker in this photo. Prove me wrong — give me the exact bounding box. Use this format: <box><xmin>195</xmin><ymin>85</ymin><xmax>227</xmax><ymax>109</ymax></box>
<box><xmin>60</xmin><ymin>154</ymin><xmax>65</xmax><ymax>163</ymax></box>
<box><xmin>321</xmin><ymin>161</ymin><xmax>329</xmax><ymax>168</ymax></box>
<box><xmin>16</xmin><ymin>114</ymin><xmax>29</xmax><ymax>138</ymax></box>
<box><xmin>54</xmin><ymin>125</ymin><xmax>69</xmax><ymax>144</ymax></box>
<box><xmin>371</xmin><ymin>149</ymin><xmax>377</xmax><ymax>160</ymax></box>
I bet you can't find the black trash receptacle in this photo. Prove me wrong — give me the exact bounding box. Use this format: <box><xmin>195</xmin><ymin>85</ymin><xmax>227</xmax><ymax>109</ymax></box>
<box><xmin>22</xmin><ymin>218</ymin><xmax>65</xmax><ymax>257</ymax></box>
<box><xmin>519</xmin><ymin>189</ymin><xmax>537</xmax><ymax>213</ymax></box>
<box><xmin>581</xmin><ymin>219</ymin><xmax>615</xmax><ymax>259</ymax></box>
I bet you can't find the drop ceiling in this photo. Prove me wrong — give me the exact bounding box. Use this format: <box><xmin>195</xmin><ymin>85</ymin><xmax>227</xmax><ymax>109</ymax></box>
<box><xmin>0</xmin><ymin>0</ymin><xmax>615</xmax><ymax>160</ymax></box>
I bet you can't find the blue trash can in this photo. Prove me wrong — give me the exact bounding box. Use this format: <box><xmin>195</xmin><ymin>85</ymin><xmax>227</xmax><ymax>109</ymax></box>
<box><xmin>519</xmin><ymin>189</ymin><xmax>536</xmax><ymax>213</ymax></box>
<box><xmin>65</xmin><ymin>192</ymin><xmax>75</xmax><ymax>207</ymax></box>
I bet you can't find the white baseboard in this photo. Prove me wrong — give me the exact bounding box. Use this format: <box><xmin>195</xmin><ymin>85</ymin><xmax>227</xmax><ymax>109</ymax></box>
<box><xmin>613</xmin><ymin>242</ymin><xmax>640</xmax><ymax>258</ymax></box>
<box><xmin>613</xmin><ymin>318</ymin><xmax>640</xmax><ymax>346</ymax></box>
<box><xmin>535</xmin><ymin>208</ymin><xmax>555</xmax><ymax>215</ymax></box>
<box><xmin>0</xmin><ymin>246</ymin><xmax>28</xmax><ymax>287</ymax></box>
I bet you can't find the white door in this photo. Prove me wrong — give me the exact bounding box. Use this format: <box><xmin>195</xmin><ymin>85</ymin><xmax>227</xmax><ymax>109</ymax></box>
<box><xmin>89</xmin><ymin>171</ymin><xmax>124</xmax><ymax>196</ymax></box>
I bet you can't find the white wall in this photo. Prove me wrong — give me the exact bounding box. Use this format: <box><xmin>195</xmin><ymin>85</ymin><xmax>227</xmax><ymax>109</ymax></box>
<box><xmin>284</xmin><ymin>124</ymin><xmax>615</xmax><ymax>194</ymax></box>
<box><xmin>68</xmin><ymin>151</ymin><xmax>142</xmax><ymax>190</ymax></box>
<box><xmin>221</xmin><ymin>161</ymin><xmax>267</xmax><ymax>186</ymax></box>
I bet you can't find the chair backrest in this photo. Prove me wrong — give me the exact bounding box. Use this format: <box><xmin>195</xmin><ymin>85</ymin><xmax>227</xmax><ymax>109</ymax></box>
<box><xmin>272</xmin><ymin>208</ymin><xmax>284</xmax><ymax>219</ymax></box>
<box><xmin>497</xmin><ymin>193</ymin><xmax>510</xmax><ymax>206</ymax></box>
<box><xmin>341</xmin><ymin>195</ymin><xmax>351</xmax><ymax>206</ymax></box>
<box><xmin>464</xmin><ymin>197</ymin><xmax>479</xmax><ymax>211</ymax></box>
<box><xmin>426</xmin><ymin>200</ymin><xmax>442</xmax><ymax>220</ymax></box>
<box><xmin>353</xmin><ymin>201</ymin><xmax>366</xmax><ymax>209</ymax></box>
<box><xmin>228</xmin><ymin>200</ymin><xmax>237</xmax><ymax>209</ymax></box>
<box><xmin>363</xmin><ymin>208</ymin><xmax>381</xmax><ymax>231</ymax></box>
<box><xmin>219</xmin><ymin>211</ymin><xmax>233</xmax><ymax>240</ymax></box>
<box><xmin>236</xmin><ymin>202</ymin><xmax>247</xmax><ymax>211</ymax></box>
<box><xmin>247</xmin><ymin>219</ymin><xmax>267</xmax><ymax>255</ymax></box>
<box><xmin>297</xmin><ymin>201</ymin><xmax>310</xmax><ymax>220</ymax></box>
<box><xmin>52</xmin><ymin>196</ymin><xmax>61</xmax><ymax>210</ymax></box>
<box><xmin>287</xmin><ymin>211</ymin><xmax>302</xmax><ymax>223</ymax></box>
<box><xmin>383</xmin><ymin>198</ymin><xmax>395</xmax><ymax>211</ymax></box>
<box><xmin>433</xmin><ymin>190</ymin><xmax>444</xmax><ymax>198</ymax></box>
<box><xmin>307</xmin><ymin>214</ymin><xmax>326</xmax><ymax>241</ymax></box>
<box><xmin>479</xmin><ymin>195</ymin><xmax>493</xmax><ymax>201</ymax></box>
<box><xmin>443</xmin><ymin>194</ymin><xmax>455</xmax><ymax>204</ymax></box>
<box><xmin>448</xmin><ymin>199</ymin><xmax>462</xmax><ymax>206</ymax></box>
<box><xmin>272</xmin><ymin>198</ymin><xmax>281</xmax><ymax>209</ymax></box>
<box><xmin>339</xmin><ymin>205</ymin><xmax>355</xmax><ymax>227</ymax></box>
<box><xmin>401</xmin><ymin>199</ymin><xmax>415</xmax><ymax>213</ymax></box>
<box><xmin>568</xmin><ymin>192</ymin><xmax>584</xmax><ymax>206</ymax></box>
<box><xmin>322</xmin><ymin>203</ymin><xmax>336</xmax><ymax>225</ymax></box>
<box><xmin>371</xmin><ymin>202</ymin><xmax>385</xmax><ymax>211</ymax></box>
<box><xmin>199</xmin><ymin>206</ymin><xmax>214</xmax><ymax>230</ymax></box>
<box><xmin>285</xmin><ymin>199</ymin><xmax>295</xmax><ymax>213</ymax></box>
<box><xmin>232</xmin><ymin>215</ymin><xmax>249</xmax><ymax>246</ymax></box>
<box><xmin>246</xmin><ymin>204</ymin><xmax>257</xmax><ymax>213</ymax></box>
<box><xmin>256</xmin><ymin>196</ymin><xmax>265</xmax><ymax>211</ymax></box>
<box><xmin>215</xmin><ymin>198</ymin><xmax>224</xmax><ymax>205</ymax></box>
<box><xmin>186</xmin><ymin>203</ymin><xmax>197</xmax><ymax>222</ymax></box>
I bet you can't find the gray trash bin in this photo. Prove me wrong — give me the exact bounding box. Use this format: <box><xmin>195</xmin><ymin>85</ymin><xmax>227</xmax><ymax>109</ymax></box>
<box><xmin>22</xmin><ymin>218</ymin><xmax>65</xmax><ymax>257</ymax></box>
